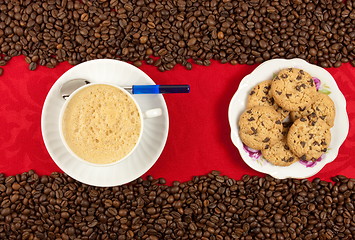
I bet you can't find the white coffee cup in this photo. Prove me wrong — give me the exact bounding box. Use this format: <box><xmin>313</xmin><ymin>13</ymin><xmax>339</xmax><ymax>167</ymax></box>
<box><xmin>59</xmin><ymin>83</ymin><xmax>162</xmax><ymax>167</ymax></box>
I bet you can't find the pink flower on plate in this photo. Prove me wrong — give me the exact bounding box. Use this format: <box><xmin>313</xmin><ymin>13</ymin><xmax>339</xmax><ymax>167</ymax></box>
<box><xmin>313</xmin><ymin>77</ymin><xmax>332</xmax><ymax>95</ymax></box>
<box><xmin>299</xmin><ymin>155</ymin><xmax>324</xmax><ymax>168</ymax></box>
<box><xmin>243</xmin><ymin>144</ymin><xmax>261</xmax><ymax>159</ymax></box>
<box><xmin>313</xmin><ymin>77</ymin><xmax>321</xmax><ymax>91</ymax></box>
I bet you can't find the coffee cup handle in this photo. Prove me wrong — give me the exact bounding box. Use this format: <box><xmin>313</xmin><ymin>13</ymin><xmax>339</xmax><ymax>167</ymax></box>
<box><xmin>142</xmin><ymin>108</ymin><xmax>162</xmax><ymax>119</ymax></box>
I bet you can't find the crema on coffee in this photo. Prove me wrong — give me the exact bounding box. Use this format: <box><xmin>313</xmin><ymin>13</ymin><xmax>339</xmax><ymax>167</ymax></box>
<box><xmin>62</xmin><ymin>84</ymin><xmax>142</xmax><ymax>164</ymax></box>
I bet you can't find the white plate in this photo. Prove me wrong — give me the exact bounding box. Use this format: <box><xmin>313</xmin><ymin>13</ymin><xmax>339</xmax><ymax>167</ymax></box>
<box><xmin>41</xmin><ymin>59</ymin><xmax>169</xmax><ymax>187</ymax></box>
<box><xmin>228</xmin><ymin>58</ymin><xmax>349</xmax><ymax>179</ymax></box>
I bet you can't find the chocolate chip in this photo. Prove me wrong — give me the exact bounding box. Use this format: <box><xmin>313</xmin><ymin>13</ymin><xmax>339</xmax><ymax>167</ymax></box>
<box><xmin>276</xmin><ymin>90</ymin><xmax>282</xmax><ymax>95</ymax></box>
<box><xmin>275</xmin><ymin>120</ymin><xmax>281</xmax><ymax>125</ymax></box>
<box><xmin>248</xmin><ymin>117</ymin><xmax>255</xmax><ymax>121</ymax></box>
<box><xmin>250</xmin><ymin>91</ymin><xmax>255</xmax><ymax>95</ymax></box>
<box><xmin>322</xmin><ymin>148</ymin><xmax>327</xmax><ymax>152</ymax></box>
<box><xmin>295</xmin><ymin>85</ymin><xmax>301</xmax><ymax>91</ymax></box>
<box><xmin>300</xmin><ymin>118</ymin><xmax>307</xmax><ymax>122</ymax></box>
<box><xmin>309</xmin><ymin>134</ymin><xmax>314</xmax><ymax>139</ymax></box>
<box><xmin>281</xmin><ymin>74</ymin><xmax>288</xmax><ymax>78</ymax></box>
<box><xmin>261</xmin><ymin>96</ymin><xmax>268</xmax><ymax>102</ymax></box>
<box><xmin>300</xmin><ymin>70</ymin><xmax>304</xmax><ymax>75</ymax></box>
<box><xmin>320</xmin><ymin>116</ymin><xmax>326</xmax><ymax>120</ymax></box>
<box><xmin>300</xmin><ymin>155</ymin><xmax>307</xmax><ymax>160</ymax></box>
<box><xmin>298</xmin><ymin>106</ymin><xmax>306</xmax><ymax>111</ymax></box>
<box><xmin>251</xmin><ymin>127</ymin><xmax>257</xmax><ymax>134</ymax></box>
<box><xmin>309</xmin><ymin>112</ymin><xmax>317</xmax><ymax>118</ymax></box>
<box><xmin>284</xmin><ymin>145</ymin><xmax>290</xmax><ymax>150</ymax></box>
<box><xmin>300</xmin><ymin>141</ymin><xmax>306</xmax><ymax>147</ymax></box>
<box><xmin>296</xmin><ymin>75</ymin><xmax>302</xmax><ymax>80</ymax></box>
<box><xmin>313</xmin><ymin>141</ymin><xmax>320</xmax><ymax>146</ymax></box>
<box><xmin>264</xmin><ymin>144</ymin><xmax>269</xmax><ymax>149</ymax></box>
<box><xmin>285</xmin><ymin>157</ymin><xmax>295</xmax><ymax>162</ymax></box>
<box><xmin>262</xmin><ymin>137</ymin><xmax>270</xmax><ymax>143</ymax></box>
<box><xmin>286</xmin><ymin>93</ymin><xmax>292</xmax><ymax>98</ymax></box>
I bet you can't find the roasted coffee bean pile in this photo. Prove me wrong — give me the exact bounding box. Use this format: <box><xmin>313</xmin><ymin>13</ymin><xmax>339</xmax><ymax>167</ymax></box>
<box><xmin>0</xmin><ymin>170</ymin><xmax>354</xmax><ymax>239</ymax></box>
<box><xmin>0</xmin><ymin>0</ymin><xmax>354</xmax><ymax>73</ymax></box>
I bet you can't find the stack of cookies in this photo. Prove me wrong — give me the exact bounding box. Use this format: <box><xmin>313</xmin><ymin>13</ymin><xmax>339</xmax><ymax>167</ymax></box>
<box><xmin>238</xmin><ymin>68</ymin><xmax>335</xmax><ymax>167</ymax></box>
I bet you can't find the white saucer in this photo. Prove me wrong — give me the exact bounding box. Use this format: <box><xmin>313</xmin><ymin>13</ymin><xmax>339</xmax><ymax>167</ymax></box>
<box><xmin>41</xmin><ymin>59</ymin><xmax>169</xmax><ymax>187</ymax></box>
<box><xmin>228</xmin><ymin>58</ymin><xmax>349</xmax><ymax>179</ymax></box>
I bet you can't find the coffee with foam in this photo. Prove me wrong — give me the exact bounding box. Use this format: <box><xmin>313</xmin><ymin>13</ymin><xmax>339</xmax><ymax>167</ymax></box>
<box><xmin>62</xmin><ymin>84</ymin><xmax>142</xmax><ymax>164</ymax></box>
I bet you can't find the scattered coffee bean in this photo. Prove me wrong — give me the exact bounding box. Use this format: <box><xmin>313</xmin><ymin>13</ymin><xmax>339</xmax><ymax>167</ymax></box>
<box><xmin>0</xmin><ymin>0</ymin><xmax>353</xmax><ymax>71</ymax></box>
<box><xmin>0</xmin><ymin>170</ymin><xmax>353</xmax><ymax>239</ymax></box>
<box><xmin>133</xmin><ymin>61</ymin><xmax>142</xmax><ymax>68</ymax></box>
<box><xmin>29</xmin><ymin>62</ymin><xmax>37</xmax><ymax>71</ymax></box>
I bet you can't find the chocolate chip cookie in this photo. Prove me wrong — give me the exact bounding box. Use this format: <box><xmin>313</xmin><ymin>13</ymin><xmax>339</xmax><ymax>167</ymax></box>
<box><xmin>287</xmin><ymin>117</ymin><xmax>331</xmax><ymax>161</ymax></box>
<box><xmin>239</xmin><ymin>106</ymin><xmax>283</xmax><ymax>150</ymax></box>
<box><xmin>271</xmin><ymin>68</ymin><xmax>317</xmax><ymax>111</ymax></box>
<box><xmin>281</xmin><ymin>121</ymin><xmax>293</xmax><ymax>137</ymax></box>
<box><xmin>261</xmin><ymin>139</ymin><xmax>299</xmax><ymax>166</ymax></box>
<box><xmin>247</xmin><ymin>80</ymin><xmax>289</xmax><ymax>118</ymax></box>
<box><xmin>290</xmin><ymin>92</ymin><xmax>335</xmax><ymax>127</ymax></box>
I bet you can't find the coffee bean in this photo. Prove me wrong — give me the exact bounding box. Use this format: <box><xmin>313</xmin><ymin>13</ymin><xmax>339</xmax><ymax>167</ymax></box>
<box><xmin>139</xmin><ymin>36</ymin><xmax>148</xmax><ymax>44</ymax></box>
<box><xmin>29</xmin><ymin>62</ymin><xmax>37</xmax><ymax>71</ymax></box>
<box><xmin>0</xmin><ymin>0</ymin><xmax>353</xmax><ymax>69</ymax></box>
<box><xmin>75</xmin><ymin>35</ymin><xmax>84</xmax><ymax>44</ymax></box>
<box><xmin>187</xmin><ymin>38</ymin><xmax>197</xmax><ymax>47</ymax></box>
<box><xmin>185</xmin><ymin>62</ymin><xmax>192</xmax><ymax>70</ymax></box>
<box><xmin>11</xmin><ymin>182</ymin><xmax>20</xmax><ymax>190</ymax></box>
<box><xmin>81</xmin><ymin>13</ymin><xmax>89</xmax><ymax>22</ymax></box>
<box><xmin>119</xmin><ymin>209</ymin><xmax>128</xmax><ymax>217</ymax></box>
<box><xmin>1</xmin><ymin>208</ymin><xmax>11</xmax><ymax>216</ymax></box>
<box><xmin>158</xmin><ymin>49</ymin><xmax>168</xmax><ymax>56</ymax></box>
<box><xmin>0</xmin><ymin>170</ymin><xmax>353</xmax><ymax>239</ymax></box>
<box><xmin>217</xmin><ymin>31</ymin><xmax>224</xmax><ymax>40</ymax></box>
<box><xmin>133</xmin><ymin>61</ymin><xmax>142</xmax><ymax>67</ymax></box>
<box><xmin>147</xmin><ymin>22</ymin><xmax>155</xmax><ymax>29</ymax></box>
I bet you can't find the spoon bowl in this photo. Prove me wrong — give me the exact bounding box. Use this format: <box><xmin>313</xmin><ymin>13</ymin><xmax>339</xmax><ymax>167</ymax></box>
<box><xmin>60</xmin><ymin>79</ymin><xmax>90</xmax><ymax>100</ymax></box>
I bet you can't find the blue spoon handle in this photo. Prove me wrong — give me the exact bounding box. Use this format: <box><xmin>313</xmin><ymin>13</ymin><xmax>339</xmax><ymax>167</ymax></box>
<box><xmin>131</xmin><ymin>85</ymin><xmax>190</xmax><ymax>94</ymax></box>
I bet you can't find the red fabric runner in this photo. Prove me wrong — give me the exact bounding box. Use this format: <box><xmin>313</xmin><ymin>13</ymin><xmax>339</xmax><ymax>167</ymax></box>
<box><xmin>0</xmin><ymin>56</ymin><xmax>354</xmax><ymax>183</ymax></box>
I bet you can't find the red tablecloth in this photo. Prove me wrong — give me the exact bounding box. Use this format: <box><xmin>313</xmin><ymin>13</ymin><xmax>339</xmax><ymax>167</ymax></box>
<box><xmin>0</xmin><ymin>56</ymin><xmax>354</xmax><ymax>184</ymax></box>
